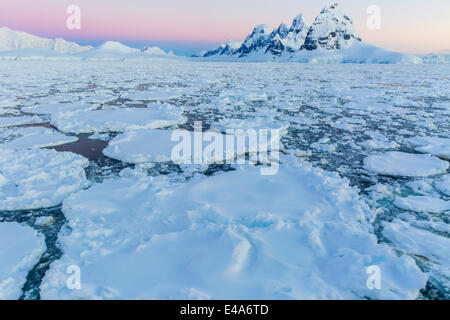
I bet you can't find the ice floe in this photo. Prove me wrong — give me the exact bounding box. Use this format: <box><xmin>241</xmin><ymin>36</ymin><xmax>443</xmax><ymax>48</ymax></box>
<box><xmin>22</xmin><ymin>103</ymin><xmax>98</xmax><ymax>115</ymax></box>
<box><xmin>51</xmin><ymin>107</ymin><xmax>186</xmax><ymax>134</ymax></box>
<box><xmin>435</xmin><ymin>175</ymin><xmax>450</xmax><ymax>196</ymax></box>
<box><xmin>103</xmin><ymin>129</ymin><xmax>177</xmax><ymax>164</ymax></box>
<box><xmin>364</xmin><ymin>152</ymin><xmax>449</xmax><ymax>177</ymax></box>
<box><xmin>123</xmin><ymin>87</ymin><xmax>196</xmax><ymax>101</ymax></box>
<box><xmin>0</xmin><ymin>222</ymin><xmax>45</xmax><ymax>299</ymax></box>
<box><xmin>0</xmin><ymin>115</ymin><xmax>45</xmax><ymax>128</ymax></box>
<box><xmin>0</xmin><ymin>148</ymin><xmax>89</xmax><ymax>210</ymax></box>
<box><xmin>0</xmin><ymin>126</ymin><xmax>77</xmax><ymax>150</ymax></box>
<box><xmin>394</xmin><ymin>196</ymin><xmax>450</xmax><ymax>214</ymax></box>
<box><xmin>405</xmin><ymin>136</ymin><xmax>450</xmax><ymax>160</ymax></box>
<box><xmin>103</xmin><ymin>127</ymin><xmax>280</xmax><ymax>166</ymax></box>
<box><xmin>41</xmin><ymin>159</ymin><xmax>427</xmax><ymax>299</ymax></box>
<box><xmin>383</xmin><ymin>219</ymin><xmax>450</xmax><ymax>285</ymax></box>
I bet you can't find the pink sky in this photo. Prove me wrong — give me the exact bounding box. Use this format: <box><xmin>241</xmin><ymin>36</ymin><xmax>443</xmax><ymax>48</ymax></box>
<box><xmin>1</xmin><ymin>0</ymin><xmax>449</xmax><ymax>54</ymax></box>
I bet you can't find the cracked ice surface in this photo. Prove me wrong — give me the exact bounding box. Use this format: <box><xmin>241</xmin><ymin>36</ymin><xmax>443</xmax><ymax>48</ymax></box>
<box><xmin>0</xmin><ymin>222</ymin><xmax>45</xmax><ymax>299</ymax></box>
<box><xmin>0</xmin><ymin>126</ymin><xmax>78</xmax><ymax>150</ymax></box>
<box><xmin>0</xmin><ymin>60</ymin><xmax>449</xmax><ymax>299</ymax></box>
<box><xmin>51</xmin><ymin>107</ymin><xmax>186</xmax><ymax>134</ymax></box>
<box><xmin>0</xmin><ymin>149</ymin><xmax>89</xmax><ymax>211</ymax></box>
<box><xmin>41</xmin><ymin>159</ymin><xmax>427</xmax><ymax>299</ymax></box>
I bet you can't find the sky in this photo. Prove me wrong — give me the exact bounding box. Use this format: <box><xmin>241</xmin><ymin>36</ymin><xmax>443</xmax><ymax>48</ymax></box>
<box><xmin>1</xmin><ymin>0</ymin><xmax>449</xmax><ymax>55</ymax></box>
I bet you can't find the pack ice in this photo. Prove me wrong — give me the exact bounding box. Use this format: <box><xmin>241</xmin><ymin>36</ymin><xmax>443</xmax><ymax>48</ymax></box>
<box><xmin>40</xmin><ymin>158</ymin><xmax>427</xmax><ymax>299</ymax></box>
<box><xmin>364</xmin><ymin>152</ymin><xmax>449</xmax><ymax>177</ymax></box>
<box><xmin>0</xmin><ymin>149</ymin><xmax>89</xmax><ymax>211</ymax></box>
<box><xmin>0</xmin><ymin>222</ymin><xmax>45</xmax><ymax>299</ymax></box>
<box><xmin>51</xmin><ymin>107</ymin><xmax>186</xmax><ymax>134</ymax></box>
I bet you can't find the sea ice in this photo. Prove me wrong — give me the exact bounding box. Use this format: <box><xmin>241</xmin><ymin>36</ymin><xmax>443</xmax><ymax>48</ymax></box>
<box><xmin>40</xmin><ymin>159</ymin><xmax>426</xmax><ymax>299</ymax></box>
<box><xmin>22</xmin><ymin>103</ymin><xmax>98</xmax><ymax>115</ymax></box>
<box><xmin>405</xmin><ymin>136</ymin><xmax>450</xmax><ymax>160</ymax></box>
<box><xmin>364</xmin><ymin>152</ymin><xmax>449</xmax><ymax>177</ymax></box>
<box><xmin>383</xmin><ymin>219</ymin><xmax>450</xmax><ymax>280</ymax></box>
<box><xmin>394</xmin><ymin>196</ymin><xmax>450</xmax><ymax>214</ymax></box>
<box><xmin>103</xmin><ymin>129</ymin><xmax>177</xmax><ymax>164</ymax></box>
<box><xmin>123</xmin><ymin>87</ymin><xmax>196</xmax><ymax>101</ymax></box>
<box><xmin>103</xmin><ymin>127</ymin><xmax>279</xmax><ymax>165</ymax></box>
<box><xmin>0</xmin><ymin>115</ymin><xmax>45</xmax><ymax>128</ymax></box>
<box><xmin>435</xmin><ymin>175</ymin><xmax>450</xmax><ymax>196</ymax></box>
<box><xmin>0</xmin><ymin>126</ymin><xmax>77</xmax><ymax>150</ymax></box>
<box><xmin>359</xmin><ymin>139</ymin><xmax>399</xmax><ymax>150</ymax></box>
<box><xmin>0</xmin><ymin>222</ymin><xmax>45</xmax><ymax>299</ymax></box>
<box><xmin>0</xmin><ymin>148</ymin><xmax>89</xmax><ymax>210</ymax></box>
<box><xmin>51</xmin><ymin>107</ymin><xmax>186</xmax><ymax>134</ymax></box>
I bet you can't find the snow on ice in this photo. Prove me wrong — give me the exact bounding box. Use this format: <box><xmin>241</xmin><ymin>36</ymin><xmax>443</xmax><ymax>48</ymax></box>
<box><xmin>364</xmin><ymin>152</ymin><xmax>449</xmax><ymax>177</ymax></box>
<box><xmin>0</xmin><ymin>148</ymin><xmax>89</xmax><ymax>210</ymax></box>
<box><xmin>40</xmin><ymin>158</ymin><xmax>427</xmax><ymax>299</ymax></box>
<box><xmin>0</xmin><ymin>126</ymin><xmax>78</xmax><ymax>150</ymax></box>
<box><xmin>0</xmin><ymin>222</ymin><xmax>45</xmax><ymax>299</ymax></box>
<box><xmin>0</xmin><ymin>59</ymin><xmax>448</xmax><ymax>300</ymax></box>
<box><xmin>51</xmin><ymin>107</ymin><xmax>186</xmax><ymax>134</ymax></box>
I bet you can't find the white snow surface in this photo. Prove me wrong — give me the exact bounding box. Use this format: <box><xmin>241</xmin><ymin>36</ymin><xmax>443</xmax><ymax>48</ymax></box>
<box><xmin>0</xmin><ymin>60</ymin><xmax>448</xmax><ymax>299</ymax></box>
<box><xmin>0</xmin><ymin>115</ymin><xmax>45</xmax><ymax>128</ymax></box>
<box><xmin>0</xmin><ymin>126</ymin><xmax>77</xmax><ymax>150</ymax></box>
<box><xmin>436</xmin><ymin>176</ymin><xmax>450</xmax><ymax>196</ymax></box>
<box><xmin>383</xmin><ymin>219</ymin><xmax>450</xmax><ymax>284</ymax></box>
<box><xmin>364</xmin><ymin>152</ymin><xmax>449</xmax><ymax>177</ymax></box>
<box><xmin>40</xmin><ymin>159</ymin><xmax>426</xmax><ymax>299</ymax></box>
<box><xmin>394</xmin><ymin>196</ymin><xmax>450</xmax><ymax>214</ymax></box>
<box><xmin>103</xmin><ymin>128</ymin><xmax>274</xmax><ymax>165</ymax></box>
<box><xmin>103</xmin><ymin>129</ymin><xmax>177</xmax><ymax>164</ymax></box>
<box><xmin>0</xmin><ymin>222</ymin><xmax>45</xmax><ymax>299</ymax></box>
<box><xmin>405</xmin><ymin>136</ymin><xmax>450</xmax><ymax>160</ymax></box>
<box><xmin>22</xmin><ymin>103</ymin><xmax>98</xmax><ymax>115</ymax></box>
<box><xmin>51</xmin><ymin>107</ymin><xmax>186</xmax><ymax>134</ymax></box>
<box><xmin>0</xmin><ymin>148</ymin><xmax>89</xmax><ymax>210</ymax></box>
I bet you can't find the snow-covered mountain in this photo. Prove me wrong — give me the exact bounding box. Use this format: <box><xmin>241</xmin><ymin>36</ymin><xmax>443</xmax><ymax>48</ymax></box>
<box><xmin>74</xmin><ymin>41</ymin><xmax>138</xmax><ymax>59</ymax></box>
<box><xmin>141</xmin><ymin>46</ymin><xmax>167</xmax><ymax>56</ymax></box>
<box><xmin>200</xmin><ymin>40</ymin><xmax>243</xmax><ymax>57</ymax></box>
<box><xmin>74</xmin><ymin>41</ymin><xmax>169</xmax><ymax>59</ymax></box>
<box><xmin>195</xmin><ymin>3</ymin><xmax>429</xmax><ymax>64</ymax></box>
<box><xmin>0</xmin><ymin>27</ymin><xmax>92</xmax><ymax>54</ymax></box>
<box><xmin>0</xmin><ymin>29</ymin><xmax>171</xmax><ymax>60</ymax></box>
<box><xmin>199</xmin><ymin>13</ymin><xmax>309</xmax><ymax>59</ymax></box>
<box><xmin>301</xmin><ymin>3</ymin><xmax>361</xmax><ymax>51</ymax></box>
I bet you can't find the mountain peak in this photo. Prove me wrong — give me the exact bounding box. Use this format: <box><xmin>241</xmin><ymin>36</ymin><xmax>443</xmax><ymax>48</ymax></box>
<box><xmin>141</xmin><ymin>46</ymin><xmax>167</xmax><ymax>56</ymax></box>
<box><xmin>251</xmin><ymin>25</ymin><xmax>272</xmax><ymax>35</ymax></box>
<box><xmin>97</xmin><ymin>41</ymin><xmax>137</xmax><ymax>52</ymax></box>
<box><xmin>290</xmin><ymin>14</ymin><xmax>306</xmax><ymax>33</ymax></box>
<box><xmin>302</xmin><ymin>3</ymin><xmax>361</xmax><ymax>51</ymax></box>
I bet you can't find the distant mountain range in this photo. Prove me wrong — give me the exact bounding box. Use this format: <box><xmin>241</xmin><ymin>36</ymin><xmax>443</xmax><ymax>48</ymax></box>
<box><xmin>0</xmin><ymin>26</ymin><xmax>92</xmax><ymax>54</ymax></box>
<box><xmin>0</xmin><ymin>27</ymin><xmax>170</xmax><ymax>60</ymax></box>
<box><xmin>0</xmin><ymin>3</ymin><xmax>448</xmax><ymax>64</ymax></box>
<box><xmin>194</xmin><ymin>3</ymin><xmax>449</xmax><ymax>64</ymax></box>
